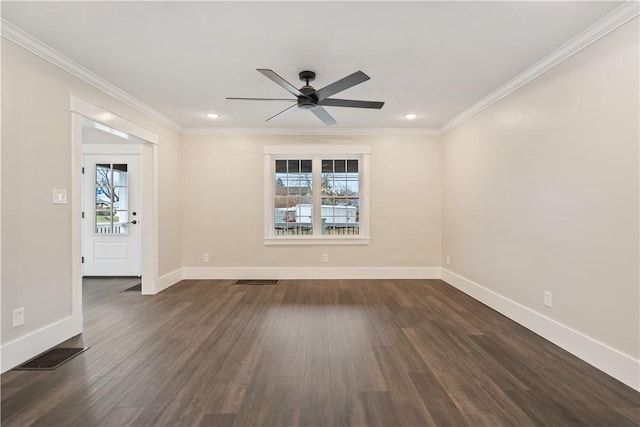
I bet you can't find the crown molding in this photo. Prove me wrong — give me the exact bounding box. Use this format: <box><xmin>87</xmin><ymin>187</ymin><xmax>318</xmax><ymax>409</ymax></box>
<box><xmin>4</xmin><ymin>0</ymin><xmax>637</xmax><ymax>138</ymax></box>
<box><xmin>441</xmin><ymin>1</ymin><xmax>640</xmax><ymax>134</ymax></box>
<box><xmin>1</xmin><ymin>19</ymin><xmax>184</xmax><ymax>133</ymax></box>
<box><xmin>182</xmin><ymin>127</ymin><xmax>441</xmax><ymax>136</ymax></box>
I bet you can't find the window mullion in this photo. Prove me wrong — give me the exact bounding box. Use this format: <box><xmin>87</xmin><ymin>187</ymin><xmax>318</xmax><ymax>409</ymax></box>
<box><xmin>312</xmin><ymin>156</ymin><xmax>322</xmax><ymax>236</ymax></box>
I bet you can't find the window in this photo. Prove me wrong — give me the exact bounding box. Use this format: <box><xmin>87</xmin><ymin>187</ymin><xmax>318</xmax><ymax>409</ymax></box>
<box><xmin>265</xmin><ymin>145</ymin><xmax>370</xmax><ymax>244</ymax></box>
<box><xmin>275</xmin><ymin>159</ymin><xmax>313</xmax><ymax>235</ymax></box>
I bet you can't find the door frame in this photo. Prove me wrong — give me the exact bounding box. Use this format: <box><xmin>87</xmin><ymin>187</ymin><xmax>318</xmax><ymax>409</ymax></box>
<box><xmin>70</xmin><ymin>95</ymin><xmax>159</xmax><ymax>328</ymax></box>
<box><xmin>82</xmin><ymin>151</ymin><xmax>141</xmax><ymax>277</ymax></box>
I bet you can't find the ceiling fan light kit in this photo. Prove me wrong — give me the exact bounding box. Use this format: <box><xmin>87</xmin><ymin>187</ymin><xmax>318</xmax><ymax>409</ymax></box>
<box><xmin>227</xmin><ymin>69</ymin><xmax>385</xmax><ymax>126</ymax></box>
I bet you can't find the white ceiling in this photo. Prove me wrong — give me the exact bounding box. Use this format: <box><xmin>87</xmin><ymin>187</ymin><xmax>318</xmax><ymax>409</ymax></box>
<box><xmin>1</xmin><ymin>1</ymin><xmax>624</xmax><ymax>131</ymax></box>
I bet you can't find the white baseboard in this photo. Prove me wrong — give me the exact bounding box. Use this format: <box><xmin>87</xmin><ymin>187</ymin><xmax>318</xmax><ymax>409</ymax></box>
<box><xmin>1</xmin><ymin>314</ymin><xmax>82</xmax><ymax>373</ymax></box>
<box><xmin>156</xmin><ymin>268</ymin><xmax>184</xmax><ymax>293</ymax></box>
<box><xmin>441</xmin><ymin>268</ymin><xmax>640</xmax><ymax>391</ymax></box>
<box><xmin>183</xmin><ymin>266</ymin><xmax>441</xmax><ymax>280</ymax></box>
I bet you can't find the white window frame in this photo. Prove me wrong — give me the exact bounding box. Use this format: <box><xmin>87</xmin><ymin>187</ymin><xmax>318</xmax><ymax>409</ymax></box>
<box><xmin>264</xmin><ymin>145</ymin><xmax>370</xmax><ymax>245</ymax></box>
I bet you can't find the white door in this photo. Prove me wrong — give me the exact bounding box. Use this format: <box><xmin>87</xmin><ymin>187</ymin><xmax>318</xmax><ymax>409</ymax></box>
<box><xmin>83</xmin><ymin>155</ymin><xmax>140</xmax><ymax>276</ymax></box>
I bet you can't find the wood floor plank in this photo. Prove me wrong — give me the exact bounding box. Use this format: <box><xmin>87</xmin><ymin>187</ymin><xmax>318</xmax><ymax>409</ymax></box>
<box><xmin>360</xmin><ymin>391</ymin><xmax>403</xmax><ymax>427</ymax></box>
<box><xmin>408</xmin><ymin>371</ymin><xmax>468</xmax><ymax>426</ymax></box>
<box><xmin>198</xmin><ymin>413</ymin><xmax>236</xmax><ymax>427</ymax></box>
<box><xmin>372</xmin><ymin>345</ymin><xmax>435</xmax><ymax>426</ymax></box>
<box><xmin>2</xmin><ymin>277</ymin><xmax>637</xmax><ymax>427</ymax></box>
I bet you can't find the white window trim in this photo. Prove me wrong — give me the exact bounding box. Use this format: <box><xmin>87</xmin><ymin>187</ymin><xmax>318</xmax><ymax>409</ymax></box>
<box><xmin>264</xmin><ymin>145</ymin><xmax>370</xmax><ymax>245</ymax></box>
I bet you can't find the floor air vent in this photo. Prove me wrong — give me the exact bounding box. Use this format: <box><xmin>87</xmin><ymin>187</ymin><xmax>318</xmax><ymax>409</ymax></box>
<box><xmin>15</xmin><ymin>347</ymin><xmax>89</xmax><ymax>370</ymax></box>
<box><xmin>234</xmin><ymin>279</ymin><xmax>278</xmax><ymax>285</ymax></box>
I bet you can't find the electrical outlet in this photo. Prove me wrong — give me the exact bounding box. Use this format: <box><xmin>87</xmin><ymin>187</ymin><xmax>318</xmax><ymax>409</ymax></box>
<box><xmin>202</xmin><ymin>253</ymin><xmax>210</xmax><ymax>263</ymax></box>
<box><xmin>13</xmin><ymin>308</ymin><xmax>24</xmax><ymax>327</ymax></box>
<box><xmin>446</xmin><ymin>255</ymin><xmax>451</xmax><ymax>265</ymax></box>
<box><xmin>322</xmin><ymin>253</ymin><xmax>329</xmax><ymax>263</ymax></box>
<box><xmin>544</xmin><ymin>291</ymin><xmax>552</xmax><ymax>308</ymax></box>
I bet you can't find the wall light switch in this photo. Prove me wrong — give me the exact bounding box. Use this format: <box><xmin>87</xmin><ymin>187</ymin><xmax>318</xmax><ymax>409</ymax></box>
<box><xmin>53</xmin><ymin>188</ymin><xmax>67</xmax><ymax>204</ymax></box>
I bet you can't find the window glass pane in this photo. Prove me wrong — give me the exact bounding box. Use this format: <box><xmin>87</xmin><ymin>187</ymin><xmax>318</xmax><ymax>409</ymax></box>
<box><xmin>275</xmin><ymin>174</ymin><xmax>286</xmax><ymax>194</ymax></box>
<box><xmin>275</xmin><ymin>159</ymin><xmax>287</xmax><ymax>173</ymax></box>
<box><xmin>301</xmin><ymin>159</ymin><xmax>312</xmax><ymax>173</ymax></box>
<box><xmin>287</xmin><ymin>159</ymin><xmax>300</xmax><ymax>173</ymax></box>
<box><xmin>347</xmin><ymin>159</ymin><xmax>358</xmax><ymax>173</ymax></box>
<box><xmin>321</xmin><ymin>172</ymin><xmax>333</xmax><ymax>196</ymax></box>
<box><xmin>322</xmin><ymin>159</ymin><xmax>333</xmax><ymax>173</ymax></box>
<box><xmin>346</xmin><ymin>178</ymin><xmax>359</xmax><ymax>195</ymax></box>
<box><xmin>335</xmin><ymin>160</ymin><xmax>346</xmax><ymax>173</ymax></box>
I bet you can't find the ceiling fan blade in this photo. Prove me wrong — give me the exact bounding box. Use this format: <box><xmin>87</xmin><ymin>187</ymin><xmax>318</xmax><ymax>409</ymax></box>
<box><xmin>318</xmin><ymin>98</ymin><xmax>384</xmax><ymax>109</ymax></box>
<box><xmin>226</xmin><ymin>97</ymin><xmax>296</xmax><ymax>102</ymax></box>
<box><xmin>266</xmin><ymin>104</ymin><xmax>298</xmax><ymax>122</ymax></box>
<box><xmin>257</xmin><ymin>69</ymin><xmax>306</xmax><ymax>98</ymax></box>
<box><xmin>311</xmin><ymin>106</ymin><xmax>337</xmax><ymax>126</ymax></box>
<box><xmin>313</xmin><ymin>71</ymin><xmax>370</xmax><ymax>101</ymax></box>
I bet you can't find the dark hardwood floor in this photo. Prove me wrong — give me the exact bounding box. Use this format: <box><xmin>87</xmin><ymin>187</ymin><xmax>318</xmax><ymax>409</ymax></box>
<box><xmin>2</xmin><ymin>278</ymin><xmax>638</xmax><ymax>426</ymax></box>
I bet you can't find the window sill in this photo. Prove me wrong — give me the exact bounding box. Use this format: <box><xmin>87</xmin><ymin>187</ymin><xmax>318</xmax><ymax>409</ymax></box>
<box><xmin>264</xmin><ymin>236</ymin><xmax>370</xmax><ymax>246</ymax></box>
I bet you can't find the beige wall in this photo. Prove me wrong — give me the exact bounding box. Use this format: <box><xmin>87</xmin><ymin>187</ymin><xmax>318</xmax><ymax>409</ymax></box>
<box><xmin>442</xmin><ymin>19</ymin><xmax>639</xmax><ymax>358</ymax></box>
<box><xmin>182</xmin><ymin>134</ymin><xmax>441</xmax><ymax>268</ymax></box>
<box><xmin>1</xmin><ymin>39</ymin><xmax>183</xmax><ymax>344</ymax></box>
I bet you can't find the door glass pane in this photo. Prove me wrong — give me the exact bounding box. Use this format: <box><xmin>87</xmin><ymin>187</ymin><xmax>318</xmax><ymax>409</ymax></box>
<box><xmin>112</xmin><ymin>187</ymin><xmax>128</xmax><ymax>211</ymax></box>
<box><xmin>94</xmin><ymin>163</ymin><xmax>129</xmax><ymax>235</ymax></box>
<box><xmin>96</xmin><ymin>163</ymin><xmax>111</xmax><ymax>186</ymax></box>
<box><xmin>112</xmin><ymin>210</ymin><xmax>127</xmax><ymax>234</ymax></box>
<box><xmin>113</xmin><ymin>164</ymin><xmax>128</xmax><ymax>186</ymax></box>
<box><xmin>95</xmin><ymin>186</ymin><xmax>112</xmax><ymax>211</ymax></box>
<box><xmin>95</xmin><ymin>210</ymin><xmax>112</xmax><ymax>234</ymax></box>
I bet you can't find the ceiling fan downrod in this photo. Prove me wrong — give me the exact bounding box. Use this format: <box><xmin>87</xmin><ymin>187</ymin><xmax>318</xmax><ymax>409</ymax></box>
<box><xmin>297</xmin><ymin>70</ymin><xmax>318</xmax><ymax>110</ymax></box>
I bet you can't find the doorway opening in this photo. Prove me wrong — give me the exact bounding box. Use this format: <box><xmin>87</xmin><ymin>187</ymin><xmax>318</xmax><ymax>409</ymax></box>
<box><xmin>70</xmin><ymin>96</ymin><xmax>159</xmax><ymax>332</ymax></box>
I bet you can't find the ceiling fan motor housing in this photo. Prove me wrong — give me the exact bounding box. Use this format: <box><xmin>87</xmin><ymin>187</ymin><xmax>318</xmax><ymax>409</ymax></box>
<box><xmin>298</xmin><ymin>85</ymin><xmax>318</xmax><ymax>110</ymax></box>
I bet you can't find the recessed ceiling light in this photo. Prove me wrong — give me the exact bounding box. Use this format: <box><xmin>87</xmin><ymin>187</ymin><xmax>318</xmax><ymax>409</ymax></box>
<box><xmin>206</xmin><ymin>113</ymin><xmax>219</xmax><ymax>119</ymax></box>
<box><xmin>404</xmin><ymin>113</ymin><xmax>417</xmax><ymax>120</ymax></box>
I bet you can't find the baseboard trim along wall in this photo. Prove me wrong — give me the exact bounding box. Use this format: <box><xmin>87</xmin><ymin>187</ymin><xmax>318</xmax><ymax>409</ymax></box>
<box><xmin>156</xmin><ymin>268</ymin><xmax>185</xmax><ymax>293</ymax></box>
<box><xmin>182</xmin><ymin>266</ymin><xmax>441</xmax><ymax>280</ymax></box>
<box><xmin>441</xmin><ymin>268</ymin><xmax>640</xmax><ymax>392</ymax></box>
<box><xmin>1</xmin><ymin>314</ymin><xmax>82</xmax><ymax>373</ymax></box>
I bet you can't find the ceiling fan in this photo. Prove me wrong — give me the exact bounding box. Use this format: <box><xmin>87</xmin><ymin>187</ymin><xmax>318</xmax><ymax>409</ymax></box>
<box><xmin>226</xmin><ymin>69</ymin><xmax>384</xmax><ymax>126</ymax></box>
